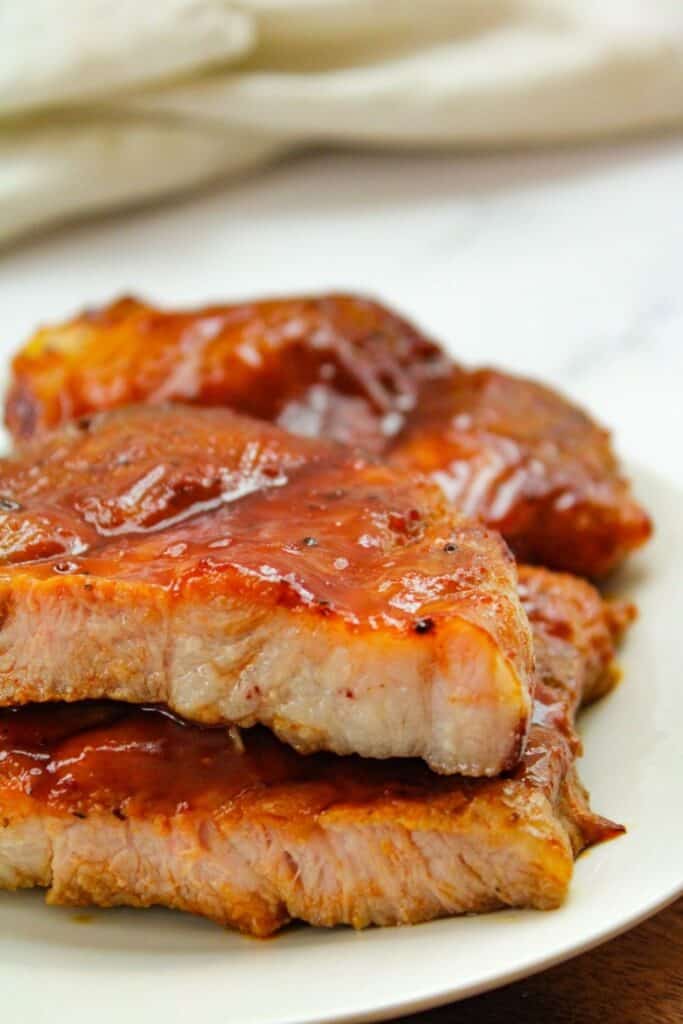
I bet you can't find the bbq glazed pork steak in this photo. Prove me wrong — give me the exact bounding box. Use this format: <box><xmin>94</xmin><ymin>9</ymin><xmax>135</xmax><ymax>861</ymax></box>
<box><xmin>0</xmin><ymin>404</ymin><xmax>534</xmax><ymax>776</ymax></box>
<box><xmin>0</xmin><ymin>568</ymin><xmax>631</xmax><ymax>935</ymax></box>
<box><xmin>5</xmin><ymin>293</ymin><xmax>651</xmax><ymax>577</ymax></box>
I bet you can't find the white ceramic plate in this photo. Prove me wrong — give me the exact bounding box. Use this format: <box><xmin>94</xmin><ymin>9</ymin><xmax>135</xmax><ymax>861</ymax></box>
<box><xmin>0</xmin><ymin>465</ymin><xmax>681</xmax><ymax>1024</ymax></box>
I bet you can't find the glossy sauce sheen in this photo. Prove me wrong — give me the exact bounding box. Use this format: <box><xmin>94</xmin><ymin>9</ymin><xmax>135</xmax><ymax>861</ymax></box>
<box><xmin>5</xmin><ymin>294</ymin><xmax>651</xmax><ymax>576</ymax></box>
<box><xmin>0</xmin><ymin>705</ymin><xmax>466</xmax><ymax>818</ymax></box>
<box><xmin>0</xmin><ymin>567</ymin><xmax>628</xmax><ymax>846</ymax></box>
<box><xmin>6</xmin><ymin>295</ymin><xmax>448</xmax><ymax>453</ymax></box>
<box><xmin>0</xmin><ymin>404</ymin><xmax>524</xmax><ymax>647</ymax></box>
<box><xmin>388</xmin><ymin>368</ymin><xmax>652</xmax><ymax>577</ymax></box>
<box><xmin>0</xmin><ymin>697</ymin><xmax>618</xmax><ymax>846</ymax></box>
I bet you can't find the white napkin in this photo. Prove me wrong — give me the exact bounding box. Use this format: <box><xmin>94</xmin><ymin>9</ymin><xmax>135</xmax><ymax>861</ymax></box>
<box><xmin>3</xmin><ymin>0</ymin><xmax>683</xmax><ymax>243</ymax></box>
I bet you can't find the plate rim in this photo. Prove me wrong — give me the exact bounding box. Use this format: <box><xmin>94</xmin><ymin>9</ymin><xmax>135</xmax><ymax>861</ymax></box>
<box><xmin>325</xmin><ymin>886</ymin><xmax>683</xmax><ymax>1024</ymax></box>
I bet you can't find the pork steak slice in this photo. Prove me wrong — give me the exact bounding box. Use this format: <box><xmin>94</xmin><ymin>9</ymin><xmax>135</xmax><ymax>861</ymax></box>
<box><xmin>0</xmin><ymin>403</ymin><xmax>533</xmax><ymax>775</ymax></box>
<box><xmin>5</xmin><ymin>293</ymin><xmax>651</xmax><ymax>576</ymax></box>
<box><xmin>0</xmin><ymin>568</ymin><xmax>630</xmax><ymax>934</ymax></box>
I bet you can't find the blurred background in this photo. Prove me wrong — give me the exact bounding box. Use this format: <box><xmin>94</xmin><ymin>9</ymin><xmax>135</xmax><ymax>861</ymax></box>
<box><xmin>2</xmin><ymin>0</ymin><xmax>683</xmax><ymax>479</ymax></box>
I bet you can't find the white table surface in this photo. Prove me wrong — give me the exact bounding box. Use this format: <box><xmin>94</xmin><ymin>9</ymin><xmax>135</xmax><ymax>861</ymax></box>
<box><xmin>2</xmin><ymin>134</ymin><xmax>682</xmax><ymax>489</ymax></box>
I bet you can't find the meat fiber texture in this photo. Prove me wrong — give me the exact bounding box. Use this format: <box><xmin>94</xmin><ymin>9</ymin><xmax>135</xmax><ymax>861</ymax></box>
<box><xmin>0</xmin><ymin>566</ymin><xmax>631</xmax><ymax>934</ymax></box>
<box><xmin>0</xmin><ymin>403</ymin><xmax>534</xmax><ymax>776</ymax></box>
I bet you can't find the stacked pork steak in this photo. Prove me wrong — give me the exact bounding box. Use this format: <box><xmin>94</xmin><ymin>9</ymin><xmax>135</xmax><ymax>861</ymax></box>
<box><xmin>0</xmin><ymin>295</ymin><xmax>649</xmax><ymax>934</ymax></box>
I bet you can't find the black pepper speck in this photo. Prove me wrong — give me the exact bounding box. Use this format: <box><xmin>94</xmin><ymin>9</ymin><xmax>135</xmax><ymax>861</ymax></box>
<box><xmin>414</xmin><ymin>617</ymin><xmax>435</xmax><ymax>635</ymax></box>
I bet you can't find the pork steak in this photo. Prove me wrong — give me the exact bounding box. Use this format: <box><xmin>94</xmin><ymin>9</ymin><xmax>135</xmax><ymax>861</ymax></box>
<box><xmin>0</xmin><ymin>568</ymin><xmax>631</xmax><ymax>934</ymax></box>
<box><xmin>5</xmin><ymin>294</ymin><xmax>651</xmax><ymax>577</ymax></box>
<box><xmin>0</xmin><ymin>403</ymin><xmax>533</xmax><ymax>775</ymax></box>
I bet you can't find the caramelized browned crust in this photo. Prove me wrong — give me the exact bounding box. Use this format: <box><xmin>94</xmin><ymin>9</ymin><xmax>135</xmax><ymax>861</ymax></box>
<box><xmin>389</xmin><ymin>369</ymin><xmax>652</xmax><ymax>578</ymax></box>
<box><xmin>5</xmin><ymin>295</ymin><xmax>446</xmax><ymax>453</ymax></box>
<box><xmin>0</xmin><ymin>404</ymin><xmax>533</xmax><ymax>775</ymax></box>
<box><xmin>517</xmin><ymin>564</ymin><xmax>636</xmax><ymax>710</ymax></box>
<box><xmin>5</xmin><ymin>294</ymin><xmax>651</xmax><ymax>577</ymax></box>
<box><xmin>0</xmin><ymin>567</ymin><xmax>626</xmax><ymax>934</ymax></box>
